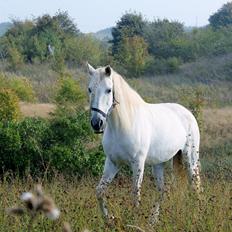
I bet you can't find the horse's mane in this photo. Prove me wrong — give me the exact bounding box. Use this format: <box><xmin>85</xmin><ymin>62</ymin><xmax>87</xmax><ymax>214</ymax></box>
<box><xmin>110</xmin><ymin>70</ymin><xmax>145</xmax><ymax>131</ymax></box>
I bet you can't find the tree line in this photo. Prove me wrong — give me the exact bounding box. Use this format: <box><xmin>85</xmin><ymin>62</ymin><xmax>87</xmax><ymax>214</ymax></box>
<box><xmin>1</xmin><ymin>2</ymin><xmax>232</xmax><ymax>76</ymax></box>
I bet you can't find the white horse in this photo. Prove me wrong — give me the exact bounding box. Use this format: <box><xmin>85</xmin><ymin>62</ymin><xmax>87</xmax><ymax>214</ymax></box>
<box><xmin>86</xmin><ymin>63</ymin><xmax>201</xmax><ymax>221</ymax></box>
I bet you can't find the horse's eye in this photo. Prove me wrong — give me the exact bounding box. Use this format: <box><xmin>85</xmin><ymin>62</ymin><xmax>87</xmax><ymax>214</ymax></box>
<box><xmin>106</xmin><ymin>89</ymin><xmax>112</xmax><ymax>94</ymax></box>
<box><xmin>88</xmin><ymin>88</ymin><xmax>92</xmax><ymax>93</ymax></box>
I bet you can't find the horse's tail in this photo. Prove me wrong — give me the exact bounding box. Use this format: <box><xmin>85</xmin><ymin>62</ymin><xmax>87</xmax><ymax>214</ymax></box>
<box><xmin>173</xmin><ymin>150</ymin><xmax>187</xmax><ymax>181</ymax></box>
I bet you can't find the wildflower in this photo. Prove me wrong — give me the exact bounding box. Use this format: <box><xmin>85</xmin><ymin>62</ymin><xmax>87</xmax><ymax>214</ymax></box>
<box><xmin>7</xmin><ymin>184</ymin><xmax>60</xmax><ymax>221</ymax></box>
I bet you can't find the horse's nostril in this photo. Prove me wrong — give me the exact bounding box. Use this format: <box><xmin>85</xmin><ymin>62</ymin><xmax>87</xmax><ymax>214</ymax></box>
<box><xmin>99</xmin><ymin>120</ymin><xmax>103</xmax><ymax>127</ymax></box>
<box><xmin>91</xmin><ymin>118</ymin><xmax>103</xmax><ymax>131</ymax></box>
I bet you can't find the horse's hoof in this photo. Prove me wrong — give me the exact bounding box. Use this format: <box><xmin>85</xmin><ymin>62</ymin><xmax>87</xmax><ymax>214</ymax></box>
<box><xmin>104</xmin><ymin>214</ymin><xmax>116</xmax><ymax>227</ymax></box>
<box><xmin>149</xmin><ymin>203</ymin><xmax>160</xmax><ymax>226</ymax></box>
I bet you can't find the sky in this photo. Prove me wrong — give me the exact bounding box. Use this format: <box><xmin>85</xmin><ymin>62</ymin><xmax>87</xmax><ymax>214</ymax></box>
<box><xmin>0</xmin><ymin>0</ymin><xmax>229</xmax><ymax>33</ymax></box>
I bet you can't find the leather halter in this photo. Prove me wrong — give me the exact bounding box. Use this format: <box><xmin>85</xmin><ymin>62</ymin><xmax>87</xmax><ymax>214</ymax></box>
<box><xmin>91</xmin><ymin>107</ymin><xmax>107</xmax><ymax>118</ymax></box>
<box><xmin>91</xmin><ymin>91</ymin><xmax>119</xmax><ymax>118</ymax></box>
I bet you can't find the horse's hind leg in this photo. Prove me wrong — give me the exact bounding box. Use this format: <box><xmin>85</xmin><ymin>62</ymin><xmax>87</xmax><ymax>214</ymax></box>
<box><xmin>96</xmin><ymin>157</ymin><xmax>119</xmax><ymax>220</ymax></box>
<box><xmin>183</xmin><ymin>133</ymin><xmax>201</xmax><ymax>193</ymax></box>
<box><xmin>149</xmin><ymin>163</ymin><xmax>164</xmax><ymax>225</ymax></box>
<box><xmin>152</xmin><ymin>163</ymin><xmax>164</xmax><ymax>194</ymax></box>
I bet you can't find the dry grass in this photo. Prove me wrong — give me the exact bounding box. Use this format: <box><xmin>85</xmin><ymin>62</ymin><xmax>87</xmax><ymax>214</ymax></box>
<box><xmin>202</xmin><ymin>107</ymin><xmax>232</xmax><ymax>148</ymax></box>
<box><xmin>19</xmin><ymin>102</ymin><xmax>56</xmax><ymax>118</ymax></box>
<box><xmin>0</xmin><ymin>174</ymin><xmax>231</xmax><ymax>232</ymax></box>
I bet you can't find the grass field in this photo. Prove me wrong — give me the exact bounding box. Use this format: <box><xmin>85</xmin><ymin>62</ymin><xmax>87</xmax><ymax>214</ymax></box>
<box><xmin>1</xmin><ymin>106</ymin><xmax>231</xmax><ymax>232</ymax></box>
<box><xmin>0</xmin><ymin>57</ymin><xmax>232</xmax><ymax>231</ymax></box>
<box><xmin>0</xmin><ymin>173</ymin><xmax>231</xmax><ymax>232</ymax></box>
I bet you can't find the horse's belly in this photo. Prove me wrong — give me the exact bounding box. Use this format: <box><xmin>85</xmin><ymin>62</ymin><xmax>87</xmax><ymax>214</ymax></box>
<box><xmin>103</xmin><ymin>130</ymin><xmax>150</xmax><ymax>165</ymax></box>
<box><xmin>146</xmin><ymin>118</ymin><xmax>187</xmax><ymax>164</ymax></box>
<box><xmin>103</xmin><ymin>136</ymin><xmax>134</xmax><ymax>164</ymax></box>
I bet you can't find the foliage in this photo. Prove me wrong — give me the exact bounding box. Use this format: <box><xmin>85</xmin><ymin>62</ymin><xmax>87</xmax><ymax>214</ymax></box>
<box><xmin>2</xmin><ymin>8</ymin><xmax>232</xmax><ymax>75</ymax></box>
<box><xmin>148</xmin><ymin>57</ymin><xmax>182</xmax><ymax>74</ymax></box>
<box><xmin>179</xmin><ymin>87</ymin><xmax>204</xmax><ymax>132</ymax></box>
<box><xmin>1</xmin><ymin>11</ymin><xmax>105</xmax><ymax>67</ymax></box>
<box><xmin>0</xmin><ymin>111</ymin><xmax>104</xmax><ymax>176</ymax></box>
<box><xmin>144</xmin><ymin>19</ymin><xmax>184</xmax><ymax>58</ymax></box>
<box><xmin>64</xmin><ymin>34</ymin><xmax>108</xmax><ymax>66</ymax></box>
<box><xmin>7</xmin><ymin>46</ymin><xmax>24</xmax><ymax>70</ymax></box>
<box><xmin>209</xmin><ymin>2</ymin><xmax>232</xmax><ymax>29</ymax></box>
<box><xmin>51</xmin><ymin>51</ymin><xmax>66</xmax><ymax>74</ymax></box>
<box><xmin>0</xmin><ymin>73</ymin><xmax>36</xmax><ymax>102</ymax></box>
<box><xmin>55</xmin><ymin>73</ymin><xmax>86</xmax><ymax>115</ymax></box>
<box><xmin>115</xmin><ymin>36</ymin><xmax>150</xmax><ymax>76</ymax></box>
<box><xmin>111</xmin><ymin>12</ymin><xmax>147</xmax><ymax>56</ymax></box>
<box><xmin>0</xmin><ymin>88</ymin><xmax>21</xmax><ymax>122</ymax></box>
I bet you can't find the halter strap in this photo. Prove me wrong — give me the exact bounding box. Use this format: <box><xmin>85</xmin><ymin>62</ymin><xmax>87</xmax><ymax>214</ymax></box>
<box><xmin>91</xmin><ymin>107</ymin><xmax>107</xmax><ymax>118</ymax></box>
<box><xmin>91</xmin><ymin>92</ymin><xmax>119</xmax><ymax>118</ymax></box>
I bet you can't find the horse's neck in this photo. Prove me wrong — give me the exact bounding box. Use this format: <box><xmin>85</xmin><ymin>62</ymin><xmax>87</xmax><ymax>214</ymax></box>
<box><xmin>108</xmin><ymin>73</ymin><xmax>145</xmax><ymax>132</ymax></box>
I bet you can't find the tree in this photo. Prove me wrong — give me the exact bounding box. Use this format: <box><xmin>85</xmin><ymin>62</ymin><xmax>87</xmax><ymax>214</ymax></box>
<box><xmin>53</xmin><ymin>10</ymin><xmax>79</xmax><ymax>36</ymax></box>
<box><xmin>209</xmin><ymin>2</ymin><xmax>232</xmax><ymax>29</ymax></box>
<box><xmin>64</xmin><ymin>34</ymin><xmax>107</xmax><ymax>66</ymax></box>
<box><xmin>2</xmin><ymin>11</ymin><xmax>81</xmax><ymax>64</ymax></box>
<box><xmin>144</xmin><ymin>19</ymin><xmax>184</xmax><ymax>58</ymax></box>
<box><xmin>115</xmin><ymin>36</ymin><xmax>150</xmax><ymax>77</ymax></box>
<box><xmin>111</xmin><ymin>12</ymin><xmax>147</xmax><ymax>55</ymax></box>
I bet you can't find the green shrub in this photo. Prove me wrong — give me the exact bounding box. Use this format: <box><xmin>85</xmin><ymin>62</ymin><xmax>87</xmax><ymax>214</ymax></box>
<box><xmin>0</xmin><ymin>111</ymin><xmax>105</xmax><ymax>177</ymax></box>
<box><xmin>114</xmin><ymin>36</ymin><xmax>151</xmax><ymax>77</ymax></box>
<box><xmin>47</xmin><ymin>142</ymin><xmax>104</xmax><ymax>176</ymax></box>
<box><xmin>7</xmin><ymin>46</ymin><xmax>24</xmax><ymax>70</ymax></box>
<box><xmin>64</xmin><ymin>35</ymin><xmax>107</xmax><ymax>66</ymax></box>
<box><xmin>0</xmin><ymin>121</ymin><xmax>21</xmax><ymax>171</ymax></box>
<box><xmin>179</xmin><ymin>87</ymin><xmax>204</xmax><ymax>132</ymax></box>
<box><xmin>49</xmin><ymin>111</ymin><xmax>93</xmax><ymax>146</ymax></box>
<box><xmin>148</xmin><ymin>57</ymin><xmax>182</xmax><ymax>74</ymax></box>
<box><xmin>51</xmin><ymin>52</ymin><xmax>66</xmax><ymax>74</ymax></box>
<box><xmin>0</xmin><ymin>88</ymin><xmax>21</xmax><ymax>122</ymax></box>
<box><xmin>0</xmin><ymin>73</ymin><xmax>36</xmax><ymax>102</ymax></box>
<box><xmin>166</xmin><ymin>57</ymin><xmax>182</xmax><ymax>73</ymax></box>
<box><xmin>55</xmin><ymin>74</ymin><xmax>85</xmax><ymax>104</ymax></box>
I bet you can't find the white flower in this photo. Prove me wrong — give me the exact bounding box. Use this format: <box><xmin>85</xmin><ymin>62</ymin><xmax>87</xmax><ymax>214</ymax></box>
<box><xmin>46</xmin><ymin>208</ymin><xmax>60</xmax><ymax>220</ymax></box>
<box><xmin>20</xmin><ymin>192</ymin><xmax>33</xmax><ymax>202</ymax></box>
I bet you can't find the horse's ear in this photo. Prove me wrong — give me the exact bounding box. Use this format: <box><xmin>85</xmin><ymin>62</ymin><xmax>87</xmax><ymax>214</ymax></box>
<box><xmin>86</xmin><ymin>62</ymin><xmax>95</xmax><ymax>76</ymax></box>
<box><xmin>105</xmin><ymin>65</ymin><xmax>111</xmax><ymax>77</ymax></box>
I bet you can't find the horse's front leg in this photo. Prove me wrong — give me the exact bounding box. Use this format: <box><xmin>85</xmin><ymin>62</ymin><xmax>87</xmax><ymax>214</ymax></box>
<box><xmin>96</xmin><ymin>157</ymin><xmax>119</xmax><ymax>220</ymax></box>
<box><xmin>131</xmin><ymin>158</ymin><xmax>146</xmax><ymax>207</ymax></box>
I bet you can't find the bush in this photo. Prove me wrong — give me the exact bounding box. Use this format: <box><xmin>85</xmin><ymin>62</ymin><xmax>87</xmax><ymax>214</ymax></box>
<box><xmin>147</xmin><ymin>57</ymin><xmax>182</xmax><ymax>74</ymax></box>
<box><xmin>0</xmin><ymin>112</ymin><xmax>105</xmax><ymax>177</ymax></box>
<box><xmin>114</xmin><ymin>36</ymin><xmax>151</xmax><ymax>77</ymax></box>
<box><xmin>64</xmin><ymin>35</ymin><xmax>107</xmax><ymax>66</ymax></box>
<box><xmin>179</xmin><ymin>87</ymin><xmax>204</xmax><ymax>132</ymax></box>
<box><xmin>0</xmin><ymin>73</ymin><xmax>36</xmax><ymax>102</ymax></box>
<box><xmin>51</xmin><ymin>51</ymin><xmax>66</xmax><ymax>74</ymax></box>
<box><xmin>7</xmin><ymin>46</ymin><xmax>24</xmax><ymax>70</ymax></box>
<box><xmin>0</xmin><ymin>121</ymin><xmax>21</xmax><ymax>171</ymax></box>
<box><xmin>49</xmin><ymin>111</ymin><xmax>93</xmax><ymax>146</ymax></box>
<box><xmin>166</xmin><ymin>57</ymin><xmax>182</xmax><ymax>73</ymax></box>
<box><xmin>0</xmin><ymin>88</ymin><xmax>21</xmax><ymax>122</ymax></box>
<box><xmin>55</xmin><ymin>74</ymin><xmax>85</xmax><ymax>104</ymax></box>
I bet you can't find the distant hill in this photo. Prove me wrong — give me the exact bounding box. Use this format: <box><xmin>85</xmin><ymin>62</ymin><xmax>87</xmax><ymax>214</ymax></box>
<box><xmin>0</xmin><ymin>22</ymin><xmax>12</xmax><ymax>36</ymax></box>
<box><xmin>92</xmin><ymin>27</ymin><xmax>112</xmax><ymax>42</ymax></box>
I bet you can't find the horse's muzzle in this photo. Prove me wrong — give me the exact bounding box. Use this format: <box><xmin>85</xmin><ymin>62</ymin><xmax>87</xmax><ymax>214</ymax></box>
<box><xmin>91</xmin><ymin>117</ymin><xmax>104</xmax><ymax>133</ymax></box>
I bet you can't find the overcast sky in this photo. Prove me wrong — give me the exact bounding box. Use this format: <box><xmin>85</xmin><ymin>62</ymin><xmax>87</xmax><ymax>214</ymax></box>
<box><xmin>0</xmin><ymin>0</ymin><xmax>229</xmax><ymax>32</ymax></box>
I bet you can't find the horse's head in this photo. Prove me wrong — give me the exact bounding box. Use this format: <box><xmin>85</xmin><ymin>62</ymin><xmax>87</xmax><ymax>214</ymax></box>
<box><xmin>87</xmin><ymin>63</ymin><xmax>115</xmax><ymax>133</ymax></box>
